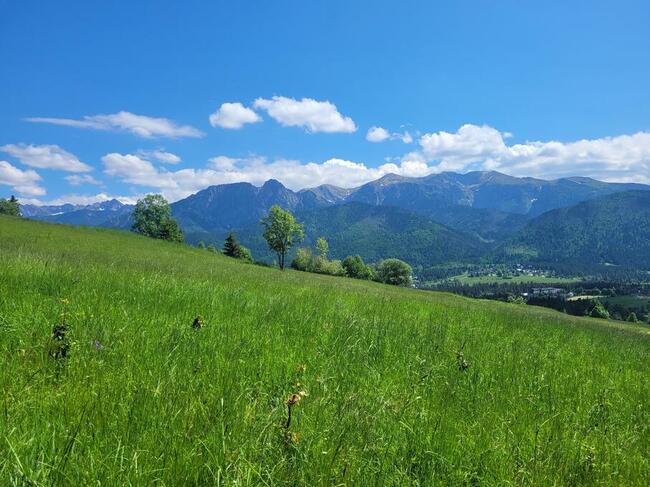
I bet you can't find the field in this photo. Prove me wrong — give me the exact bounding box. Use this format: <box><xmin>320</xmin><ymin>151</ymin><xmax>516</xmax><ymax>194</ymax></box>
<box><xmin>1</xmin><ymin>216</ymin><xmax>649</xmax><ymax>485</ymax></box>
<box><xmin>604</xmin><ymin>295</ymin><xmax>650</xmax><ymax>308</ymax></box>
<box><xmin>437</xmin><ymin>272</ymin><xmax>582</xmax><ymax>286</ymax></box>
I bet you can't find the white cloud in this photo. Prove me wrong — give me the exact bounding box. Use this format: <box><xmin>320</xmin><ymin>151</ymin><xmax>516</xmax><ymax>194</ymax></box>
<box><xmin>102</xmin><ymin>153</ymin><xmax>176</xmax><ymax>188</ymax></box>
<box><xmin>104</xmin><ymin>152</ymin><xmax>410</xmax><ymax>201</ymax></box>
<box><xmin>0</xmin><ymin>160</ymin><xmax>45</xmax><ymax>196</ymax></box>
<box><xmin>138</xmin><ymin>149</ymin><xmax>182</xmax><ymax>164</ymax></box>
<box><xmin>366</xmin><ymin>126</ymin><xmax>390</xmax><ymax>142</ymax></box>
<box><xmin>409</xmin><ymin>124</ymin><xmax>650</xmax><ymax>183</ymax></box>
<box><xmin>26</xmin><ymin>111</ymin><xmax>204</xmax><ymax>138</ymax></box>
<box><xmin>209</xmin><ymin>102</ymin><xmax>261</xmax><ymax>129</ymax></box>
<box><xmin>366</xmin><ymin>126</ymin><xmax>413</xmax><ymax>144</ymax></box>
<box><xmin>65</xmin><ymin>174</ymin><xmax>101</xmax><ymax>186</ymax></box>
<box><xmin>253</xmin><ymin>96</ymin><xmax>356</xmax><ymax>133</ymax></box>
<box><xmin>0</xmin><ymin>144</ymin><xmax>91</xmax><ymax>172</ymax></box>
<box><xmin>99</xmin><ymin>123</ymin><xmax>650</xmax><ymax>204</ymax></box>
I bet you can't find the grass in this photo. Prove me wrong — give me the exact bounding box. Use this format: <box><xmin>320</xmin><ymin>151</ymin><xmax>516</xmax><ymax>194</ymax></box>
<box><xmin>1</xmin><ymin>215</ymin><xmax>649</xmax><ymax>485</ymax></box>
<box><xmin>438</xmin><ymin>272</ymin><xmax>582</xmax><ymax>286</ymax></box>
<box><xmin>604</xmin><ymin>295</ymin><xmax>650</xmax><ymax>308</ymax></box>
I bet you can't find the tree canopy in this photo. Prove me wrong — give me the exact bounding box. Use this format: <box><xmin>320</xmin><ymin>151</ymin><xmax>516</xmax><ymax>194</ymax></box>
<box><xmin>132</xmin><ymin>194</ymin><xmax>184</xmax><ymax>243</ymax></box>
<box><xmin>260</xmin><ymin>205</ymin><xmax>304</xmax><ymax>270</ymax></box>
<box><xmin>377</xmin><ymin>259</ymin><xmax>413</xmax><ymax>287</ymax></box>
<box><xmin>0</xmin><ymin>195</ymin><xmax>21</xmax><ymax>217</ymax></box>
<box><xmin>342</xmin><ymin>255</ymin><xmax>374</xmax><ymax>280</ymax></box>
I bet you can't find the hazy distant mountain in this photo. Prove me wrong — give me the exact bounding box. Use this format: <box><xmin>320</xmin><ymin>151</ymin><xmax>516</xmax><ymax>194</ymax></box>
<box><xmin>348</xmin><ymin>170</ymin><xmax>649</xmax><ymax>217</ymax></box>
<box><xmin>500</xmin><ymin>191</ymin><xmax>650</xmax><ymax>268</ymax></box>
<box><xmin>21</xmin><ymin>199</ymin><xmax>133</xmax><ymax>228</ymax></box>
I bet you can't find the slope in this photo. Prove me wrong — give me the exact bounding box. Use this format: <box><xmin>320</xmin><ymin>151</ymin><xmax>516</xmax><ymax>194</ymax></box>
<box><xmin>210</xmin><ymin>202</ymin><xmax>489</xmax><ymax>267</ymax></box>
<box><xmin>1</xmin><ymin>216</ymin><xmax>649</xmax><ymax>485</ymax></box>
<box><xmin>501</xmin><ymin>190</ymin><xmax>650</xmax><ymax>268</ymax></box>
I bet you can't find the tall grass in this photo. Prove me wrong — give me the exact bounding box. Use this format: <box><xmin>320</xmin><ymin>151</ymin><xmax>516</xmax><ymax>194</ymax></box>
<box><xmin>1</xmin><ymin>216</ymin><xmax>649</xmax><ymax>485</ymax></box>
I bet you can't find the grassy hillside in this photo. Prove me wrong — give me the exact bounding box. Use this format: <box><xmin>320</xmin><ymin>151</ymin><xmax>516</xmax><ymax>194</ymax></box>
<box><xmin>1</xmin><ymin>216</ymin><xmax>649</xmax><ymax>485</ymax></box>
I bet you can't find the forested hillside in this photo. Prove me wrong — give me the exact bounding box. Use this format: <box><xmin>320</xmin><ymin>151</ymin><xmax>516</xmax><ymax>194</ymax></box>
<box><xmin>501</xmin><ymin>191</ymin><xmax>650</xmax><ymax>268</ymax></box>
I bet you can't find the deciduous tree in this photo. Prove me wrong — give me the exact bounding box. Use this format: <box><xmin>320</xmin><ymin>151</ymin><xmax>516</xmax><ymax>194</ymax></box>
<box><xmin>260</xmin><ymin>205</ymin><xmax>304</xmax><ymax>270</ymax></box>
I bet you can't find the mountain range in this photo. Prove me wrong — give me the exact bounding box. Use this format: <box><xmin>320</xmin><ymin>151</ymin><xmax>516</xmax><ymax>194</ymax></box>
<box><xmin>20</xmin><ymin>171</ymin><xmax>650</xmax><ymax>272</ymax></box>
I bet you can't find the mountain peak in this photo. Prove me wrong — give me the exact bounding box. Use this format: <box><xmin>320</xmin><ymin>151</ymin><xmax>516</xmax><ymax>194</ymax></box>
<box><xmin>261</xmin><ymin>179</ymin><xmax>286</xmax><ymax>190</ymax></box>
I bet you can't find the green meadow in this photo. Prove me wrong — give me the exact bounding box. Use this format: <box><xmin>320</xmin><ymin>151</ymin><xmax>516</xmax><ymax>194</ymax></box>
<box><xmin>1</xmin><ymin>215</ymin><xmax>649</xmax><ymax>485</ymax></box>
<box><xmin>443</xmin><ymin>273</ymin><xmax>582</xmax><ymax>286</ymax></box>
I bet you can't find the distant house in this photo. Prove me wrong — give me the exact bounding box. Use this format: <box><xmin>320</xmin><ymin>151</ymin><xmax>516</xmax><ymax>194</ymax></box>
<box><xmin>531</xmin><ymin>287</ymin><xmax>566</xmax><ymax>299</ymax></box>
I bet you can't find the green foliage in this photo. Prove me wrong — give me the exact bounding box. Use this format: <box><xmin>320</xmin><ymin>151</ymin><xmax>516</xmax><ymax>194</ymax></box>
<box><xmin>234</xmin><ymin>245</ymin><xmax>253</xmax><ymax>263</ymax></box>
<box><xmin>197</xmin><ymin>241</ymin><xmax>206</xmax><ymax>249</ymax></box>
<box><xmin>502</xmin><ymin>191</ymin><xmax>650</xmax><ymax>269</ymax></box>
<box><xmin>0</xmin><ymin>195</ymin><xmax>21</xmax><ymax>217</ymax></box>
<box><xmin>627</xmin><ymin>312</ymin><xmax>638</xmax><ymax>323</ymax></box>
<box><xmin>2</xmin><ymin>216</ymin><xmax>650</xmax><ymax>485</ymax></box>
<box><xmin>291</xmin><ymin>247</ymin><xmax>314</xmax><ymax>271</ymax></box>
<box><xmin>132</xmin><ymin>194</ymin><xmax>184</xmax><ymax>243</ymax></box>
<box><xmin>223</xmin><ymin>233</ymin><xmax>239</xmax><ymax>257</ymax></box>
<box><xmin>342</xmin><ymin>255</ymin><xmax>374</xmax><ymax>280</ymax></box>
<box><xmin>260</xmin><ymin>205</ymin><xmax>304</xmax><ymax>269</ymax></box>
<box><xmin>291</xmin><ymin>248</ymin><xmax>345</xmax><ymax>276</ymax></box>
<box><xmin>590</xmin><ymin>300</ymin><xmax>611</xmax><ymax>320</ymax></box>
<box><xmin>223</xmin><ymin>233</ymin><xmax>252</xmax><ymax>262</ymax></box>
<box><xmin>507</xmin><ymin>295</ymin><xmax>527</xmax><ymax>305</ymax></box>
<box><xmin>315</xmin><ymin>237</ymin><xmax>329</xmax><ymax>259</ymax></box>
<box><xmin>377</xmin><ymin>258</ymin><xmax>413</xmax><ymax>287</ymax></box>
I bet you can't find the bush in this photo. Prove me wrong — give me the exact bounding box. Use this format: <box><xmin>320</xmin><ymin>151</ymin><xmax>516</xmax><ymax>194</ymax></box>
<box><xmin>291</xmin><ymin>248</ymin><xmax>313</xmax><ymax>271</ymax></box>
<box><xmin>321</xmin><ymin>259</ymin><xmax>346</xmax><ymax>276</ymax></box>
<box><xmin>377</xmin><ymin>259</ymin><xmax>413</xmax><ymax>287</ymax></box>
<box><xmin>234</xmin><ymin>245</ymin><xmax>253</xmax><ymax>263</ymax></box>
<box><xmin>507</xmin><ymin>295</ymin><xmax>526</xmax><ymax>305</ymax></box>
<box><xmin>342</xmin><ymin>255</ymin><xmax>374</xmax><ymax>280</ymax></box>
<box><xmin>223</xmin><ymin>233</ymin><xmax>252</xmax><ymax>262</ymax></box>
<box><xmin>589</xmin><ymin>300</ymin><xmax>610</xmax><ymax>320</ymax></box>
<box><xmin>291</xmin><ymin>248</ymin><xmax>345</xmax><ymax>276</ymax></box>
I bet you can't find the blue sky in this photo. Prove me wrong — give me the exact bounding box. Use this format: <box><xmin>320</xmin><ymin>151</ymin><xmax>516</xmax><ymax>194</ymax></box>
<box><xmin>1</xmin><ymin>0</ymin><xmax>649</xmax><ymax>204</ymax></box>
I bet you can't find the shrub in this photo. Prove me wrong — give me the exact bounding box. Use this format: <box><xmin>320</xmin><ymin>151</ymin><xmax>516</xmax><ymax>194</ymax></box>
<box><xmin>590</xmin><ymin>300</ymin><xmax>610</xmax><ymax>320</ymax></box>
<box><xmin>291</xmin><ymin>248</ymin><xmax>313</xmax><ymax>271</ymax></box>
<box><xmin>291</xmin><ymin>248</ymin><xmax>345</xmax><ymax>276</ymax></box>
<box><xmin>342</xmin><ymin>255</ymin><xmax>374</xmax><ymax>280</ymax></box>
<box><xmin>377</xmin><ymin>259</ymin><xmax>413</xmax><ymax>287</ymax></box>
<box><xmin>223</xmin><ymin>233</ymin><xmax>252</xmax><ymax>262</ymax></box>
<box><xmin>234</xmin><ymin>245</ymin><xmax>253</xmax><ymax>263</ymax></box>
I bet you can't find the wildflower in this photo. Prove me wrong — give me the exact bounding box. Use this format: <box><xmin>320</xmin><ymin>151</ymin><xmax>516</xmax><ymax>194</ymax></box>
<box><xmin>284</xmin><ymin>390</ymin><xmax>307</xmax><ymax>430</ymax></box>
<box><xmin>286</xmin><ymin>393</ymin><xmax>302</xmax><ymax>406</ymax></box>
